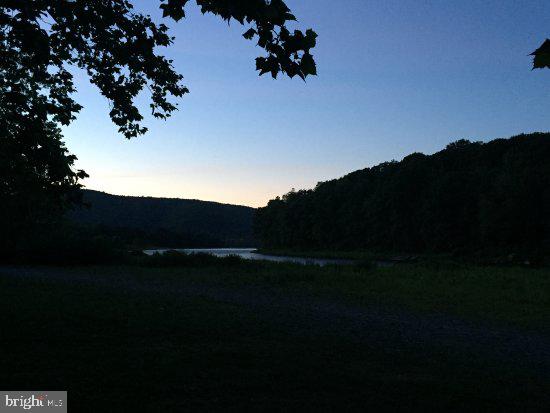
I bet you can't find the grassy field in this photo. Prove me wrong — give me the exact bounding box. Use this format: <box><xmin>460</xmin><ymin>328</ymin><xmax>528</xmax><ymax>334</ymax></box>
<box><xmin>0</xmin><ymin>259</ymin><xmax>548</xmax><ymax>410</ymax></box>
<box><xmin>136</xmin><ymin>255</ymin><xmax>550</xmax><ymax>328</ymax></box>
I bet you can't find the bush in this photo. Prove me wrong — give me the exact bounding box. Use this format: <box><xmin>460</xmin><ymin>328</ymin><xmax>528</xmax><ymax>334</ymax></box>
<box><xmin>138</xmin><ymin>250</ymin><xmax>245</xmax><ymax>268</ymax></box>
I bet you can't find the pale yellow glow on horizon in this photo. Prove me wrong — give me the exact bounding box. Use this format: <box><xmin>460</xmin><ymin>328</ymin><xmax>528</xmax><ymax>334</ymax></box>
<box><xmin>75</xmin><ymin>153</ymin><xmax>353</xmax><ymax>208</ymax></box>
<box><xmin>82</xmin><ymin>173</ymin><xmax>311</xmax><ymax>208</ymax></box>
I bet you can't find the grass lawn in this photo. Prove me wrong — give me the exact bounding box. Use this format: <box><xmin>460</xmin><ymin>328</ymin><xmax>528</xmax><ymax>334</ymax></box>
<box><xmin>0</xmin><ymin>260</ymin><xmax>548</xmax><ymax>411</ymax></box>
<box><xmin>136</xmin><ymin>257</ymin><xmax>550</xmax><ymax>329</ymax></box>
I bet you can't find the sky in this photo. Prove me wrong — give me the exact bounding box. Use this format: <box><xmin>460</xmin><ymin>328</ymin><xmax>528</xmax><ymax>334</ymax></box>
<box><xmin>63</xmin><ymin>0</ymin><xmax>550</xmax><ymax>207</ymax></box>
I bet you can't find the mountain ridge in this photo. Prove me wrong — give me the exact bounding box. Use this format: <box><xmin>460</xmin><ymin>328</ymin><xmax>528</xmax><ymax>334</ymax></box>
<box><xmin>69</xmin><ymin>189</ymin><xmax>256</xmax><ymax>248</ymax></box>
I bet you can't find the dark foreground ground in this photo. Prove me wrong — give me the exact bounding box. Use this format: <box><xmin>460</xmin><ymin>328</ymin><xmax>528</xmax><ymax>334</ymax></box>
<box><xmin>0</xmin><ymin>260</ymin><xmax>549</xmax><ymax>411</ymax></box>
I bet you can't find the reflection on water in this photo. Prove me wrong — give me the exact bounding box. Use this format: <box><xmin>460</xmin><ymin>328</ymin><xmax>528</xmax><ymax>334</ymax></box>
<box><xmin>143</xmin><ymin>248</ymin><xmax>354</xmax><ymax>266</ymax></box>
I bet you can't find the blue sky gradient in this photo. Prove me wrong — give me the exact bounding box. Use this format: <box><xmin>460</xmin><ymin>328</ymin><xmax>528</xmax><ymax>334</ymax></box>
<box><xmin>64</xmin><ymin>0</ymin><xmax>550</xmax><ymax>206</ymax></box>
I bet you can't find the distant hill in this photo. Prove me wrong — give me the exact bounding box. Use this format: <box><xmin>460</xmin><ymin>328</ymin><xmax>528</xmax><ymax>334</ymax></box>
<box><xmin>255</xmin><ymin>132</ymin><xmax>550</xmax><ymax>258</ymax></box>
<box><xmin>69</xmin><ymin>190</ymin><xmax>256</xmax><ymax>248</ymax></box>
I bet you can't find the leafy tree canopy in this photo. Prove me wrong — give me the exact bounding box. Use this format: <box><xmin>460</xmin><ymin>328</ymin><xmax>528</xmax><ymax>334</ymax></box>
<box><xmin>532</xmin><ymin>39</ymin><xmax>550</xmax><ymax>69</ymax></box>
<box><xmin>2</xmin><ymin>0</ymin><xmax>317</xmax><ymax>138</ymax></box>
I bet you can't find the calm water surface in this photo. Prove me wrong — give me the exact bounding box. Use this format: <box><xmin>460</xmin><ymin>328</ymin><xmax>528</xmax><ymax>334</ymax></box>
<box><xmin>143</xmin><ymin>248</ymin><xmax>354</xmax><ymax>266</ymax></box>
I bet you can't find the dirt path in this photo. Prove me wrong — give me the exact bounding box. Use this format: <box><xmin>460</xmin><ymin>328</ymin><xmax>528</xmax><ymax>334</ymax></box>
<box><xmin>2</xmin><ymin>265</ymin><xmax>549</xmax><ymax>381</ymax></box>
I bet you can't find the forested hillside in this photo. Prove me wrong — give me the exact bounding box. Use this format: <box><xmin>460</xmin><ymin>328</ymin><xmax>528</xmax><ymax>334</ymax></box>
<box><xmin>69</xmin><ymin>190</ymin><xmax>255</xmax><ymax>247</ymax></box>
<box><xmin>255</xmin><ymin>133</ymin><xmax>550</xmax><ymax>258</ymax></box>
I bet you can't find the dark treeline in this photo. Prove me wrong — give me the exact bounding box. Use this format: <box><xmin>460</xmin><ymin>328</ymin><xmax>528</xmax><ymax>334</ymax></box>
<box><xmin>255</xmin><ymin>133</ymin><xmax>550</xmax><ymax>258</ymax></box>
<box><xmin>69</xmin><ymin>190</ymin><xmax>256</xmax><ymax>248</ymax></box>
<box><xmin>0</xmin><ymin>189</ymin><xmax>255</xmax><ymax>264</ymax></box>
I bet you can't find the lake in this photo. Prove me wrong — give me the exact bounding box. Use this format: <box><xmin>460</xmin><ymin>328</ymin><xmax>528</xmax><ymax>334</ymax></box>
<box><xmin>143</xmin><ymin>248</ymin><xmax>354</xmax><ymax>266</ymax></box>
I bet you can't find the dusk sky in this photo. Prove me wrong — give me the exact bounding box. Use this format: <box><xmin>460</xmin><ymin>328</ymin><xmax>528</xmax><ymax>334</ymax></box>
<box><xmin>64</xmin><ymin>0</ymin><xmax>550</xmax><ymax>207</ymax></box>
